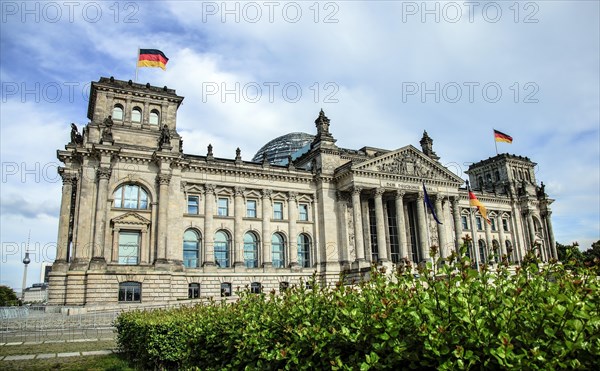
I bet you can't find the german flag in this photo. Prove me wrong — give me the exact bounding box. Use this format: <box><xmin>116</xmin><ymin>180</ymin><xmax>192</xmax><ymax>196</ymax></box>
<box><xmin>137</xmin><ymin>49</ymin><xmax>169</xmax><ymax>70</ymax></box>
<box><xmin>469</xmin><ymin>191</ymin><xmax>491</xmax><ymax>225</ymax></box>
<box><xmin>494</xmin><ymin>129</ymin><xmax>513</xmax><ymax>143</ymax></box>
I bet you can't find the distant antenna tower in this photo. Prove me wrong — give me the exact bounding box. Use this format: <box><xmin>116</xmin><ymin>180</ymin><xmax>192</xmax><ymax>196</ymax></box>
<box><xmin>21</xmin><ymin>230</ymin><xmax>31</xmax><ymax>301</ymax></box>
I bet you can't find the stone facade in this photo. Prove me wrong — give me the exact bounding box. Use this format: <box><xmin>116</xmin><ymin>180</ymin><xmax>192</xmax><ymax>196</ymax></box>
<box><xmin>48</xmin><ymin>77</ymin><xmax>557</xmax><ymax>307</ymax></box>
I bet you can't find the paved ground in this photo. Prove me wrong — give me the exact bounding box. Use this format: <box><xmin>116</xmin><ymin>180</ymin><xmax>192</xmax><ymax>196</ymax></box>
<box><xmin>0</xmin><ymin>337</ymin><xmax>116</xmax><ymax>361</ymax></box>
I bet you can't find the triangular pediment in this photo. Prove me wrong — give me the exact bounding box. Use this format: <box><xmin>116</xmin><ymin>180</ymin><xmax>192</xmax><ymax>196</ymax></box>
<box><xmin>111</xmin><ymin>211</ymin><xmax>151</xmax><ymax>225</ymax></box>
<box><xmin>352</xmin><ymin>145</ymin><xmax>463</xmax><ymax>183</ymax></box>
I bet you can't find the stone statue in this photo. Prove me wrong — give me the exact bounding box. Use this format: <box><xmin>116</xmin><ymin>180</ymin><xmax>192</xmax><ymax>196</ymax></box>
<box><xmin>159</xmin><ymin>124</ymin><xmax>171</xmax><ymax>145</ymax></box>
<box><xmin>101</xmin><ymin>115</ymin><xmax>114</xmax><ymax>143</ymax></box>
<box><xmin>70</xmin><ymin>123</ymin><xmax>83</xmax><ymax>145</ymax></box>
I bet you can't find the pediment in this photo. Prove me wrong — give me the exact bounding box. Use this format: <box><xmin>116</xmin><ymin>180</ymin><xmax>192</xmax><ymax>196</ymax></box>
<box><xmin>111</xmin><ymin>212</ymin><xmax>151</xmax><ymax>225</ymax></box>
<box><xmin>352</xmin><ymin>145</ymin><xmax>463</xmax><ymax>183</ymax></box>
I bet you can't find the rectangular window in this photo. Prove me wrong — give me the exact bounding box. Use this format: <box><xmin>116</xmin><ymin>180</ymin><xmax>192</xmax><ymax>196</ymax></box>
<box><xmin>298</xmin><ymin>204</ymin><xmax>308</xmax><ymax>221</ymax></box>
<box><xmin>218</xmin><ymin>198</ymin><xmax>229</xmax><ymax>216</ymax></box>
<box><xmin>273</xmin><ymin>202</ymin><xmax>283</xmax><ymax>220</ymax></box>
<box><xmin>188</xmin><ymin>283</ymin><xmax>200</xmax><ymax>299</ymax></box>
<box><xmin>118</xmin><ymin>282</ymin><xmax>141</xmax><ymax>302</ymax></box>
<box><xmin>187</xmin><ymin>196</ymin><xmax>199</xmax><ymax>214</ymax></box>
<box><xmin>491</xmin><ymin>218</ymin><xmax>497</xmax><ymax>231</ymax></box>
<box><xmin>246</xmin><ymin>200</ymin><xmax>257</xmax><ymax>218</ymax></box>
<box><xmin>461</xmin><ymin>215</ymin><xmax>469</xmax><ymax>230</ymax></box>
<box><xmin>118</xmin><ymin>231</ymin><xmax>140</xmax><ymax>265</ymax></box>
<box><xmin>503</xmin><ymin>218</ymin><xmax>509</xmax><ymax>232</ymax></box>
<box><xmin>476</xmin><ymin>217</ymin><xmax>483</xmax><ymax>231</ymax></box>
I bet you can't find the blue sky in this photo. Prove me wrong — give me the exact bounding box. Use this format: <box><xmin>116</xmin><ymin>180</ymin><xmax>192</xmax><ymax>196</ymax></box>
<box><xmin>1</xmin><ymin>1</ymin><xmax>599</xmax><ymax>291</ymax></box>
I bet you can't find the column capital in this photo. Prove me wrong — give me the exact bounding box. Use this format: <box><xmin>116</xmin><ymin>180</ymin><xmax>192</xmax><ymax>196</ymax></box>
<box><xmin>205</xmin><ymin>183</ymin><xmax>216</xmax><ymax>194</ymax></box>
<box><xmin>156</xmin><ymin>173</ymin><xmax>172</xmax><ymax>185</ymax></box>
<box><xmin>352</xmin><ymin>186</ymin><xmax>363</xmax><ymax>195</ymax></box>
<box><xmin>234</xmin><ymin>186</ymin><xmax>245</xmax><ymax>196</ymax></box>
<box><xmin>288</xmin><ymin>191</ymin><xmax>298</xmax><ymax>201</ymax></box>
<box><xmin>374</xmin><ymin>188</ymin><xmax>385</xmax><ymax>197</ymax></box>
<box><xmin>261</xmin><ymin>188</ymin><xmax>272</xmax><ymax>199</ymax></box>
<box><xmin>395</xmin><ymin>189</ymin><xmax>405</xmax><ymax>199</ymax></box>
<box><xmin>416</xmin><ymin>191</ymin><xmax>424</xmax><ymax>200</ymax></box>
<box><xmin>59</xmin><ymin>170</ymin><xmax>78</xmax><ymax>184</ymax></box>
<box><xmin>96</xmin><ymin>167</ymin><xmax>111</xmax><ymax>180</ymax></box>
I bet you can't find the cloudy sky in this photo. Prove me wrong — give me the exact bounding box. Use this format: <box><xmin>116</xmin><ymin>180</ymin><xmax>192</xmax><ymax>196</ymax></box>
<box><xmin>1</xmin><ymin>1</ymin><xmax>598</xmax><ymax>291</ymax></box>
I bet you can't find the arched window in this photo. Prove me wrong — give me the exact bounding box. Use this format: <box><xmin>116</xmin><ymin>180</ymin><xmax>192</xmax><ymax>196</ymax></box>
<box><xmin>250</xmin><ymin>282</ymin><xmax>262</xmax><ymax>294</ymax></box>
<box><xmin>494</xmin><ymin>170</ymin><xmax>500</xmax><ymax>181</ymax></box>
<box><xmin>112</xmin><ymin>104</ymin><xmax>124</xmax><ymax>121</ymax></box>
<box><xmin>243</xmin><ymin>232</ymin><xmax>259</xmax><ymax>268</ymax></box>
<box><xmin>149</xmin><ymin>109</ymin><xmax>160</xmax><ymax>125</ymax></box>
<box><xmin>114</xmin><ymin>184</ymin><xmax>149</xmax><ymax>209</ymax></box>
<box><xmin>272</xmin><ymin>233</ymin><xmax>285</xmax><ymax>268</ymax></box>
<box><xmin>188</xmin><ymin>283</ymin><xmax>200</xmax><ymax>299</ymax></box>
<box><xmin>118</xmin><ymin>282</ymin><xmax>141</xmax><ymax>302</ymax></box>
<box><xmin>131</xmin><ymin>107</ymin><xmax>142</xmax><ymax>123</ymax></box>
<box><xmin>298</xmin><ymin>233</ymin><xmax>311</xmax><ymax>268</ymax></box>
<box><xmin>478</xmin><ymin>239</ymin><xmax>487</xmax><ymax>262</ymax></box>
<box><xmin>214</xmin><ymin>231</ymin><xmax>230</xmax><ymax>268</ymax></box>
<box><xmin>183</xmin><ymin>229</ymin><xmax>201</xmax><ymax>268</ymax></box>
<box><xmin>505</xmin><ymin>240</ymin><xmax>513</xmax><ymax>262</ymax></box>
<box><xmin>492</xmin><ymin>240</ymin><xmax>500</xmax><ymax>262</ymax></box>
<box><xmin>220</xmin><ymin>282</ymin><xmax>232</xmax><ymax>297</ymax></box>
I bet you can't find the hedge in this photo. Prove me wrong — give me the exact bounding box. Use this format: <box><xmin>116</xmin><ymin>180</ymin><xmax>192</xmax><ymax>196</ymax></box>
<box><xmin>115</xmin><ymin>249</ymin><xmax>600</xmax><ymax>370</ymax></box>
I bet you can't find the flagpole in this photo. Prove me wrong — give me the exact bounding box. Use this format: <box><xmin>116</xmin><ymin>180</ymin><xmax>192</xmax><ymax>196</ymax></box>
<box><xmin>493</xmin><ymin>129</ymin><xmax>498</xmax><ymax>155</ymax></box>
<box><xmin>135</xmin><ymin>47</ymin><xmax>140</xmax><ymax>82</ymax></box>
<box><xmin>466</xmin><ymin>180</ymin><xmax>481</xmax><ymax>271</ymax></box>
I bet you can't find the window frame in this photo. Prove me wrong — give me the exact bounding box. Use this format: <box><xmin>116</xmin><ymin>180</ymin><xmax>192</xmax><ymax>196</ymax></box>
<box><xmin>243</xmin><ymin>232</ymin><xmax>259</xmax><ymax>268</ymax></box>
<box><xmin>187</xmin><ymin>195</ymin><xmax>200</xmax><ymax>215</ymax></box>
<box><xmin>298</xmin><ymin>233</ymin><xmax>311</xmax><ymax>268</ymax></box>
<box><xmin>502</xmin><ymin>218</ymin><xmax>510</xmax><ymax>232</ymax></box>
<box><xmin>214</xmin><ymin>230</ymin><xmax>231</xmax><ymax>268</ymax></box>
<box><xmin>118</xmin><ymin>231</ymin><xmax>140</xmax><ymax>265</ymax></box>
<box><xmin>273</xmin><ymin>201</ymin><xmax>283</xmax><ymax>220</ymax></box>
<box><xmin>217</xmin><ymin>198</ymin><xmax>229</xmax><ymax>216</ymax></box>
<box><xmin>298</xmin><ymin>203</ymin><xmax>309</xmax><ymax>221</ymax></box>
<box><xmin>149</xmin><ymin>109</ymin><xmax>160</xmax><ymax>125</ymax></box>
<box><xmin>183</xmin><ymin>229</ymin><xmax>201</xmax><ymax>268</ymax></box>
<box><xmin>476</xmin><ymin>216</ymin><xmax>483</xmax><ymax>231</ymax></box>
<box><xmin>250</xmin><ymin>282</ymin><xmax>262</xmax><ymax>294</ymax></box>
<box><xmin>461</xmin><ymin>215</ymin><xmax>469</xmax><ymax>230</ymax></box>
<box><xmin>271</xmin><ymin>233</ymin><xmax>286</xmax><ymax>268</ymax></box>
<box><xmin>220</xmin><ymin>282</ymin><xmax>232</xmax><ymax>297</ymax></box>
<box><xmin>188</xmin><ymin>283</ymin><xmax>200</xmax><ymax>299</ymax></box>
<box><xmin>131</xmin><ymin>106</ymin><xmax>142</xmax><ymax>123</ymax></box>
<box><xmin>118</xmin><ymin>282</ymin><xmax>141</xmax><ymax>302</ymax></box>
<box><xmin>114</xmin><ymin>184</ymin><xmax>149</xmax><ymax>210</ymax></box>
<box><xmin>112</xmin><ymin>104</ymin><xmax>124</xmax><ymax>121</ymax></box>
<box><xmin>246</xmin><ymin>199</ymin><xmax>257</xmax><ymax>218</ymax></box>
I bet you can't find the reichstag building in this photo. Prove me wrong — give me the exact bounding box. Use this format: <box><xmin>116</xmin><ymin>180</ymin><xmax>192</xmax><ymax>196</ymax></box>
<box><xmin>48</xmin><ymin>77</ymin><xmax>557</xmax><ymax>307</ymax></box>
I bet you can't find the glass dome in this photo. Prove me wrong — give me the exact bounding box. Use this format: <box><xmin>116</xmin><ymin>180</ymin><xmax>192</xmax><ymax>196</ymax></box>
<box><xmin>252</xmin><ymin>132</ymin><xmax>315</xmax><ymax>165</ymax></box>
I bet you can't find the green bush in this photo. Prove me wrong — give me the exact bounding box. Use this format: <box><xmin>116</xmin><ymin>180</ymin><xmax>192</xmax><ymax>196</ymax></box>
<box><xmin>115</xmin><ymin>249</ymin><xmax>600</xmax><ymax>370</ymax></box>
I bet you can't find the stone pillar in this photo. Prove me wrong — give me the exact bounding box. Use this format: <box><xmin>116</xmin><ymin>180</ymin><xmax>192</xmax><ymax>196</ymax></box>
<box><xmin>233</xmin><ymin>186</ymin><xmax>245</xmax><ymax>267</ymax></box>
<box><xmin>203</xmin><ymin>184</ymin><xmax>215</xmax><ymax>267</ymax></box>
<box><xmin>288</xmin><ymin>192</ymin><xmax>298</xmax><ymax>267</ymax></box>
<box><xmin>416</xmin><ymin>192</ymin><xmax>429</xmax><ymax>261</ymax></box>
<box><xmin>394</xmin><ymin>190</ymin><xmax>408</xmax><ymax>261</ymax></box>
<box><xmin>155</xmin><ymin>173</ymin><xmax>171</xmax><ymax>264</ymax></box>
<box><xmin>261</xmin><ymin>189</ymin><xmax>272</xmax><ymax>267</ymax></box>
<box><xmin>544</xmin><ymin>211</ymin><xmax>557</xmax><ymax>260</ymax></box>
<box><xmin>451</xmin><ymin>197</ymin><xmax>462</xmax><ymax>251</ymax></box>
<box><xmin>485</xmin><ymin>216</ymin><xmax>493</xmax><ymax>262</ymax></box>
<box><xmin>352</xmin><ymin>187</ymin><xmax>365</xmax><ymax>262</ymax></box>
<box><xmin>498</xmin><ymin>214</ymin><xmax>507</xmax><ymax>256</ymax></box>
<box><xmin>434</xmin><ymin>196</ymin><xmax>448</xmax><ymax>259</ymax></box>
<box><xmin>90</xmin><ymin>167</ymin><xmax>111</xmax><ymax>266</ymax></box>
<box><xmin>374</xmin><ymin>188</ymin><xmax>388</xmax><ymax>262</ymax></box>
<box><xmin>56</xmin><ymin>170</ymin><xmax>76</xmax><ymax>265</ymax></box>
<box><xmin>526</xmin><ymin>211</ymin><xmax>536</xmax><ymax>251</ymax></box>
<box><xmin>510</xmin><ymin>202</ymin><xmax>525</xmax><ymax>263</ymax></box>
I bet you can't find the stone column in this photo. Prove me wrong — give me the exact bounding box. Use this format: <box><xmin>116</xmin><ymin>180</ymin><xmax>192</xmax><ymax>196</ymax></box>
<box><xmin>544</xmin><ymin>211</ymin><xmax>557</xmax><ymax>260</ymax></box>
<box><xmin>233</xmin><ymin>186</ymin><xmax>245</xmax><ymax>267</ymax></box>
<box><xmin>451</xmin><ymin>197</ymin><xmax>462</xmax><ymax>251</ymax></box>
<box><xmin>90</xmin><ymin>167</ymin><xmax>111</xmax><ymax>266</ymax></box>
<box><xmin>374</xmin><ymin>188</ymin><xmax>388</xmax><ymax>261</ymax></box>
<box><xmin>56</xmin><ymin>170</ymin><xmax>76</xmax><ymax>265</ymax></box>
<box><xmin>155</xmin><ymin>173</ymin><xmax>171</xmax><ymax>264</ymax></box>
<box><xmin>352</xmin><ymin>187</ymin><xmax>365</xmax><ymax>262</ymax></box>
<box><xmin>435</xmin><ymin>196</ymin><xmax>448</xmax><ymax>259</ymax></box>
<box><xmin>526</xmin><ymin>211</ymin><xmax>536</xmax><ymax>251</ymax></box>
<box><xmin>416</xmin><ymin>192</ymin><xmax>429</xmax><ymax>261</ymax></box>
<box><xmin>288</xmin><ymin>192</ymin><xmax>298</xmax><ymax>267</ymax></box>
<box><xmin>510</xmin><ymin>202</ymin><xmax>524</xmax><ymax>263</ymax></box>
<box><xmin>498</xmin><ymin>214</ymin><xmax>507</xmax><ymax>256</ymax></box>
<box><xmin>203</xmin><ymin>184</ymin><xmax>215</xmax><ymax>266</ymax></box>
<box><xmin>485</xmin><ymin>216</ymin><xmax>493</xmax><ymax>262</ymax></box>
<box><xmin>261</xmin><ymin>189</ymin><xmax>272</xmax><ymax>267</ymax></box>
<box><xmin>395</xmin><ymin>190</ymin><xmax>408</xmax><ymax>261</ymax></box>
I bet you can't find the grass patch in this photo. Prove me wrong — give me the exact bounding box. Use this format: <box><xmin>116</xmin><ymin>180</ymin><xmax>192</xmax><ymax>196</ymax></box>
<box><xmin>0</xmin><ymin>353</ymin><xmax>135</xmax><ymax>371</ymax></box>
<box><xmin>0</xmin><ymin>340</ymin><xmax>116</xmax><ymax>356</ymax></box>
